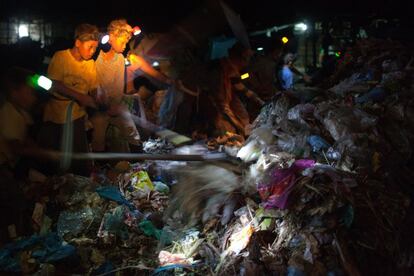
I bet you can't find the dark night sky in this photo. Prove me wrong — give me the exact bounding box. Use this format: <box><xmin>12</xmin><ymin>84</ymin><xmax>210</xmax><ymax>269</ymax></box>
<box><xmin>1</xmin><ymin>0</ymin><xmax>411</xmax><ymax>31</ymax></box>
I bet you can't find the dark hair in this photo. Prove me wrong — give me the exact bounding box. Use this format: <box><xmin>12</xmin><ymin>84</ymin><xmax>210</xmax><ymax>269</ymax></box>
<box><xmin>107</xmin><ymin>19</ymin><xmax>132</xmax><ymax>39</ymax></box>
<box><xmin>228</xmin><ymin>42</ymin><xmax>247</xmax><ymax>59</ymax></box>
<box><xmin>228</xmin><ymin>42</ymin><xmax>253</xmax><ymax>64</ymax></box>
<box><xmin>283</xmin><ymin>53</ymin><xmax>296</xmax><ymax>65</ymax></box>
<box><xmin>1</xmin><ymin>67</ymin><xmax>33</xmax><ymax>101</ymax></box>
<box><xmin>74</xmin><ymin>23</ymin><xmax>99</xmax><ymax>42</ymax></box>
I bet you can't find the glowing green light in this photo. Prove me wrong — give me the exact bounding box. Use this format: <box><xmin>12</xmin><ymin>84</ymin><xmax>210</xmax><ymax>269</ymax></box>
<box><xmin>28</xmin><ymin>74</ymin><xmax>53</xmax><ymax>91</ymax></box>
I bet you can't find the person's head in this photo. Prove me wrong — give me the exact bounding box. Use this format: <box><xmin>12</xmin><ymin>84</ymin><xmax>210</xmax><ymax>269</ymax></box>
<box><xmin>228</xmin><ymin>42</ymin><xmax>254</xmax><ymax>69</ymax></box>
<box><xmin>268</xmin><ymin>41</ymin><xmax>283</xmax><ymax>61</ymax></box>
<box><xmin>74</xmin><ymin>23</ymin><xmax>99</xmax><ymax>60</ymax></box>
<box><xmin>107</xmin><ymin>19</ymin><xmax>132</xmax><ymax>53</ymax></box>
<box><xmin>1</xmin><ymin>67</ymin><xmax>36</xmax><ymax>110</ymax></box>
<box><xmin>283</xmin><ymin>53</ymin><xmax>296</xmax><ymax>67</ymax></box>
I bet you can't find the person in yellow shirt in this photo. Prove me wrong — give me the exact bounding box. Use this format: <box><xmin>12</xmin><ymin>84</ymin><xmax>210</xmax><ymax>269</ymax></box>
<box><xmin>37</xmin><ymin>23</ymin><xmax>98</xmax><ymax>176</ymax></box>
<box><xmin>0</xmin><ymin>67</ymin><xmax>38</xmax><ymax>244</ymax></box>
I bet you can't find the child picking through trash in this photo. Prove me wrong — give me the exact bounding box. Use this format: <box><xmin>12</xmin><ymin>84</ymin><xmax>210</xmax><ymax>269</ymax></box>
<box><xmin>92</xmin><ymin>19</ymin><xmax>175</xmax><ymax>154</ymax></box>
<box><xmin>37</xmin><ymin>23</ymin><xmax>99</xmax><ymax>176</ymax></box>
<box><xmin>202</xmin><ymin>42</ymin><xmax>264</xmax><ymax>138</ymax></box>
<box><xmin>0</xmin><ymin>67</ymin><xmax>38</xmax><ymax>244</ymax></box>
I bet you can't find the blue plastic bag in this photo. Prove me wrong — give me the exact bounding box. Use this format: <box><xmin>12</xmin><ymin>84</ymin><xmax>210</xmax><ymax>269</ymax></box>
<box><xmin>307</xmin><ymin>135</ymin><xmax>330</xmax><ymax>153</ymax></box>
<box><xmin>96</xmin><ymin>185</ymin><xmax>136</xmax><ymax>210</ymax></box>
<box><xmin>0</xmin><ymin>233</ymin><xmax>76</xmax><ymax>272</ymax></box>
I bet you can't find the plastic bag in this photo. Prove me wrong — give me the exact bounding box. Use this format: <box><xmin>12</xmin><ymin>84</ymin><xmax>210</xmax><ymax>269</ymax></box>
<box><xmin>57</xmin><ymin>207</ymin><xmax>95</xmax><ymax>238</ymax></box>
<box><xmin>329</xmin><ymin>72</ymin><xmax>372</xmax><ymax>97</ymax></box>
<box><xmin>287</xmin><ymin>103</ymin><xmax>315</xmax><ymax>129</ymax></box>
<box><xmin>355</xmin><ymin>86</ymin><xmax>386</xmax><ymax>104</ymax></box>
<box><xmin>273</xmin><ymin>130</ymin><xmax>310</xmax><ymax>157</ymax></box>
<box><xmin>103</xmin><ymin>206</ymin><xmax>129</xmax><ymax>240</ymax></box>
<box><xmin>96</xmin><ymin>185</ymin><xmax>135</xmax><ymax>210</ymax></box>
<box><xmin>257</xmin><ymin>159</ymin><xmax>316</xmax><ymax>209</ymax></box>
<box><xmin>131</xmin><ymin>171</ymin><xmax>155</xmax><ymax>196</ymax></box>
<box><xmin>237</xmin><ymin>139</ymin><xmax>262</xmax><ymax>162</ymax></box>
<box><xmin>0</xmin><ymin>233</ymin><xmax>76</xmax><ymax>272</ymax></box>
<box><xmin>315</xmin><ymin>104</ymin><xmax>377</xmax><ymax>141</ymax></box>
<box><xmin>307</xmin><ymin>135</ymin><xmax>331</xmax><ymax>152</ymax></box>
<box><xmin>158</xmin><ymin>86</ymin><xmax>184</xmax><ymax>128</ymax></box>
<box><xmin>139</xmin><ymin>220</ymin><xmax>172</xmax><ymax>245</ymax></box>
<box><xmin>154</xmin><ymin>181</ymin><xmax>170</xmax><ymax>194</ymax></box>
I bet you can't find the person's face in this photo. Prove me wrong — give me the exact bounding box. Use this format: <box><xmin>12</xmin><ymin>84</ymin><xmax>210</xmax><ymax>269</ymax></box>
<box><xmin>110</xmin><ymin>34</ymin><xmax>130</xmax><ymax>53</ymax></box>
<box><xmin>12</xmin><ymin>85</ymin><xmax>36</xmax><ymax>110</ymax></box>
<box><xmin>75</xmin><ymin>40</ymin><xmax>98</xmax><ymax>60</ymax></box>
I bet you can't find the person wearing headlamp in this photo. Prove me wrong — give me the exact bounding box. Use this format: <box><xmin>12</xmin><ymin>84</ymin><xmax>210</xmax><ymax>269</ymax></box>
<box><xmin>92</xmin><ymin>19</ymin><xmax>174</xmax><ymax>153</ymax></box>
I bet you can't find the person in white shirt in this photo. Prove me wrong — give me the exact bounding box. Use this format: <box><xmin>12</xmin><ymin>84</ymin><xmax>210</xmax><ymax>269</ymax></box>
<box><xmin>92</xmin><ymin>19</ymin><xmax>174</xmax><ymax>153</ymax></box>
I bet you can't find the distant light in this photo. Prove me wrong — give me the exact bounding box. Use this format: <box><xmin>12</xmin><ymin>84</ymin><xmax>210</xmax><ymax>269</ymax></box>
<box><xmin>37</xmin><ymin>76</ymin><xmax>52</xmax><ymax>91</ymax></box>
<box><xmin>125</xmin><ymin>59</ymin><xmax>131</xmax><ymax>66</ymax></box>
<box><xmin>335</xmin><ymin>52</ymin><xmax>341</xmax><ymax>57</ymax></box>
<box><xmin>152</xmin><ymin>61</ymin><xmax>160</xmax><ymax>67</ymax></box>
<box><xmin>294</xmin><ymin>23</ymin><xmax>308</xmax><ymax>32</ymax></box>
<box><xmin>132</xmin><ymin>26</ymin><xmax>141</xmax><ymax>36</ymax></box>
<box><xmin>257</xmin><ymin>47</ymin><xmax>263</xmax><ymax>51</ymax></box>
<box><xmin>282</xmin><ymin>37</ymin><xmax>289</xmax><ymax>44</ymax></box>
<box><xmin>101</xmin><ymin>34</ymin><xmax>109</xmax><ymax>44</ymax></box>
<box><xmin>18</xmin><ymin>25</ymin><xmax>29</xmax><ymax>38</ymax></box>
<box><xmin>241</xmin><ymin>73</ymin><xmax>249</xmax><ymax>80</ymax></box>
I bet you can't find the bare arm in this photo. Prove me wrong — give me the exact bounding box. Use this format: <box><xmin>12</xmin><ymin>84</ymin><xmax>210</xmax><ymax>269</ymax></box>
<box><xmin>290</xmin><ymin>66</ymin><xmax>311</xmax><ymax>82</ymax></box>
<box><xmin>233</xmin><ymin>82</ymin><xmax>265</xmax><ymax>106</ymax></box>
<box><xmin>50</xmin><ymin>80</ymin><xmax>97</xmax><ymax>108</ymax></box>
<box><xmin>8</xmin><ymin>139</ymin><xmax>54</xmax><ymax>161</ymax></box>
<box><xmin>129</xmin><ymin>54</ymin><xmax>173</xmax><ymax>85</ymax></box>
<box><xmin>176</xmin><ymin>80</ymin><xmax>199</xmax><ymax>97</ymax></box>
<box><xmin>224</xmin><ymin>105</ymin><xmax>245</xmax><ymax>133</ymax></box>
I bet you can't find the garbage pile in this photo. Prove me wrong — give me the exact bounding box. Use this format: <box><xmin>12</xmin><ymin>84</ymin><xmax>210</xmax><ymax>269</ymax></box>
<box><xmin>1</xmin><ymin>38</ymin><xmax>413</xmax><ymax>275</ymax></box>
<box><xmin>162</xmin><ymin>38</ymin><xmax>414</xmax><ymax>275</ymax></box>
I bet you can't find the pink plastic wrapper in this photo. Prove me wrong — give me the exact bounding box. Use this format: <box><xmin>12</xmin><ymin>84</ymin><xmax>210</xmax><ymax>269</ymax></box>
<box><xmin>158</xmin><ymin>250</ymin><xmax>190</xmax><ymax>266</ymax></box>
<box><xmin>257</xmin><ymin>159</ymin><xmax>315</xmax><ymax>209</ymax></box>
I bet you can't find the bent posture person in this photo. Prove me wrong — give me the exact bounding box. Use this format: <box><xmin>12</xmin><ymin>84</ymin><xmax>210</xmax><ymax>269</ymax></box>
<box><xmin>92</xmin><ymin>19</ymin><xmax>166</xmax><ymax>153</ymax></box>
<box><xmin>0</xmin><ymin>67</ymin><xmax>38</xmax><ymax>243</ymax></box>
<box><xmin>38</xmin><ymin>23</ymin><xmax>99</xmax><ymax>175</ymax></box>
<box><xmin>209</xmin><ymin>43</ymin><xmax>264</xmax><ymax>137</ymax></box>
